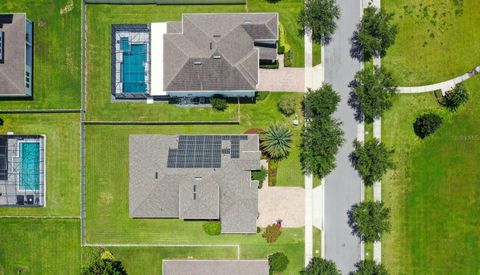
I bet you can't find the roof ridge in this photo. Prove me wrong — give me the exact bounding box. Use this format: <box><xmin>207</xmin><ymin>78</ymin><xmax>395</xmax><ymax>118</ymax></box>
<box><xmin>235</xmin><ymin>49</ymin><xmax>258</xmax><ymax>87</ymax></box>
<box><xmin>163</xmin><ymin>37</ymin><xmax>190</xmax><ymax>90</ymax></box>
<box><xmin>131</xmin><ymin>180</ymin><xmax>167</xmax><ymax>217</ymax></box>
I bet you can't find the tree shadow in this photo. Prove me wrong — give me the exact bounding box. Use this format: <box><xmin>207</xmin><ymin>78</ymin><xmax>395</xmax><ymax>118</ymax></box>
<box><xmin>350</xmin><ymin>31</ymin><xmax>365</xmax><ymax>61</ymax></box>
<box><xmin>347</xmin><ymin>80</ymin><xmax>364</xmax><ymax>122</ymax></box>
<box><xmin>347</xmin><ymin>203</ymin><xmax>361</xmax><ymax>238</ymax></box>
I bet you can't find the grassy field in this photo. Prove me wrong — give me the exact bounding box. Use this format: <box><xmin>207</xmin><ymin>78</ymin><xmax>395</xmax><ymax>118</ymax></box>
<box><xmin>0</xmin><ymin>219</ymin><xmax>81</xmax><ymax>274</ymax></box>
<box><xmin>247</xmin><ymin>0</ymin><xmax>305</xmax><ymax>67</ymax></box>
<box><xmin>383</xmin><ymin>0</ymin><xmax>480</xmax><ymax>86</ymax></box>
<box><xmin>381</xmin><ymin>75</ymin><xmax>480</xmax><ymax>273</ymax></box>
<box><xmin>0</xmin><ymin>113</ymin><xmax>80</xmax><ymax>216</ymax></box>
<box><xmin>0</xmin><ymin>0</ymin><xmax>81</xmax><ymax>110</ymax></box>
<box><xmin>84</xmin><ymin>246</ymin><xmax>238</xmax><ymax>275</ymax></box>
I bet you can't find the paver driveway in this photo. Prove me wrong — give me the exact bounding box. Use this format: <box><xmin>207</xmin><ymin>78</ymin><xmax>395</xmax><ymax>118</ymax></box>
<box><xmin>258</xmin><ymin>55</ymin><xmax>305</xmax><ymax>92</ymax></box>
<box><xmin>257</xmin><ymin>186</ymin><xmax>305</xmax><ymax>228</ymax></box>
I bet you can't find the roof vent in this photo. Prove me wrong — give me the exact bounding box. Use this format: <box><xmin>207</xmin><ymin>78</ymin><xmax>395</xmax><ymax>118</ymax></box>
<box><xmin>213</xmin><ymin>34</ymin><xmax>221</xmax><ymax>38</ymax></box>
<box><xmin>213</xmin><ymin>55</ymin><xmax>221</xmax><ymax>59</ymax></box>
<box><xmin>244</xmin><ymin>20</ymin><xmax>252</xmax><ymax>24</ymax></box>
<box><xmin>193</xmin><ymin>61</ymin><xmax>202</xmax><ymax>65</ymax></box>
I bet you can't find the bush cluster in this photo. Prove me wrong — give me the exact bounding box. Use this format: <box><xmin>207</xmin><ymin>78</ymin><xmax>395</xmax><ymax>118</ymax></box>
<box><xmin>251</xmin><ymin>167</ymin><xmax>267</xmax><ymax>189</ymax></box>
<box><xmin>278</xmin><ymin>95</ymin><xmax>297</xmax><ymax>116</ymax></box>
<box><xmin>413</xmin><ymin>113</ymin><xmax>443</xmax><ymax>139</ymax></box>
<box><xmin>202</xmin><ymin>221</ymin><xmax>221</xmax><ymax>236</ymax></box>
<box><xmin>210</xmin><ymin>95</ymin><xmax>228</xmax><ymax>111</ymax></box>
<box><xmin>262</xmin><ymin>223</ymin><xmax>282</xmax><ymax>243</ymax></box>
<box><xmin>268</xmin><ymin>252</ymin><xmax>289</xmax><ymax>273</ymax></box>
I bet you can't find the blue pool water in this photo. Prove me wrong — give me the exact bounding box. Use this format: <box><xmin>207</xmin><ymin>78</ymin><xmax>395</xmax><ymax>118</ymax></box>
<box><xmin>19</xmin><ymin>142</ymin><xmax>40</xmax><ymax>191</ymax></box>
<box><xmin>121</xmin><ymin>42</ymin><xmax>147</xmax><ymax>93</ymax></box>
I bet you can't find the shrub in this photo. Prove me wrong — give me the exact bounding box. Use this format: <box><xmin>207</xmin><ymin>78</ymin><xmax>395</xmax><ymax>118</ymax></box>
<box><xmin>413</xmin><ymin>113</ymin><xmax>443</xmax><ymax>139</ymax></box>
<box><xmin>203</xmin><ymin>221</ymin><xmax>221</xmax><ymax>236</ymax></box>
<box><xmin>278</xmin><ymin>95</ymin><xmax>297</xmax><ymax>116</ymax></box>
<box><xmin>260</xmin><ymin>60</ymin><xmax>280</xmax><ymax>69</ymax></box>
<box><xmin>268</xmin><ymin>160</ymin><xmax>278</xmax><ymax>186</ymax></box>
<box><xmin>257</xmin><ymin>226</ymin><xmax>261</xmax><ymax>234</ymax></box>
<box><xmin>284</xmin><ymin>49</ymin><xmax>294</xmax><ymax>67</ymax></box>
<box><xmin>278</xmin><ymin>22</ymin><xmax>290</xmax><ymax>55</ymax></box>
<box><xmin>444</xmin><ymin>83</ymin><xmax>469</xmax><ymax>111</ymax></box>
<box><xmin>262</xmin><ymin>223</ymin><xmax>282</xmax><ymax>243</ymax></box>
<box><xmin>301</xmin><ymin>257</ymin><xmax>340</xmax><ymax>275</ymax></box>
<box><xmin>353</xmin><ymin>260</ymin><xmax>389</xmax><ymax>275</ymax></box>
<box><xmin>261</xmin><ymin>124</ymin><xmax>293</xmax><ymax>160</ymax></box>
<box><xmin>349</xmin><ymin>201</ymin><xmax>390</xmax><ymax>243</ymax></box>
<box><xmin>210</xmin><ymin>95</ymin><xmax>228</xmax><ymax>111</ymax></box>
<box><xmin>82</xmin><ymin>249</ymin><xmax>127</xmax><ymax>275</ymax></box>
<box><xmin>351</xmin><ymin>139</ymin><xmax>394</xmax><ymax>186</ymax></box>
<box><xmin>252</xmin><ymin>167</ymin><xmax>267</xmax><ymax>188</ymax></box>
<box><xmin>268</xmin><ymin>252</ymin><xmax>290</xmax><ymax>273</ymax></box>
<box><xmin>256</xmin><ymin>92</ymin><xmax>270</xmax><ymax>101</ymax></box>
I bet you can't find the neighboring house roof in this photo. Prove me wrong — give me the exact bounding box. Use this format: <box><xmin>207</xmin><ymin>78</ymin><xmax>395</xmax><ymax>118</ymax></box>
<box><xmin>162</xmin><ymin>260</ymin><xmax>269</xmax><ymax>275</ymax></box>
<box><xmin>0</xmin><ymin>14</ymin><xmax>26</xmax><ymax>96</ymax></box>
<box><xmin>129</xmin><ymin>134</ymin><xmax>261</xmax><ymax>233</ymax></box>
<box><xmin>163</xmin><ymin>13</ymin><xmax>278</xmax><ymax>92</ymax></box>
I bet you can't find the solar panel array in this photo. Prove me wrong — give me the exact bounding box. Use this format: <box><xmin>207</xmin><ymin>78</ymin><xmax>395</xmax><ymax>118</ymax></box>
<box><xmin>167</xmin><ymin>135</ymin><xmax>248</xmax><ymax>168</ymax></box>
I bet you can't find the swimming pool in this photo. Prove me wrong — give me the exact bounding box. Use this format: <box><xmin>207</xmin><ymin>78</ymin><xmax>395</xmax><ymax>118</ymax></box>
<box><xmin>121</xmin><ymin>42</ymin><xmax>147</xmax><ymax>93</ymax></box>
<box><xmin>19</xmin><ymin>142</ymin><xmax>40</xmax><ymax>191</ymax></box>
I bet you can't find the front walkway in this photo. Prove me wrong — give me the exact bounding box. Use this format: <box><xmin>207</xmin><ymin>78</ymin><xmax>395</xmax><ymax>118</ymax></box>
<box><xmin>397</xmin><ymin>65</ymin><xmax>480</xmax><ymax>93</ymax></box>
<box><xmin>258</xmin><ymin>55</ymin><xmax>305</xmax><ymax>92</ymax></box>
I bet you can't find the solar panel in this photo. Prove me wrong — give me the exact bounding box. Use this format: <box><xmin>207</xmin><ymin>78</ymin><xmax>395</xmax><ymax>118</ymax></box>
<box><xmin>167</xmin><ymin>135</ymin><xmax>248</xmax><ymax>168</ymax></box>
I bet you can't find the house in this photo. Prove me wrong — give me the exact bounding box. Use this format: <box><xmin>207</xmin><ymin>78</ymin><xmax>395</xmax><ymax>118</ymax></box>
<box><xmin>162</xmin><ymin>260</ymin><xmax>269</xmax><ymax>275</ymax></box>
<box><xmin>112</xmin><ymin>13</ymin><xmax>278</xmax><ymax>99</ymax></box>
<box><xmin>129</xmin><ymin>134</ymin><xmax>261</xmax><ymax>233</ymax></box>
<box><xmin>0</xmin><ymin>14</ymin><xmax>33</xmax><ymax>97</ymax></box>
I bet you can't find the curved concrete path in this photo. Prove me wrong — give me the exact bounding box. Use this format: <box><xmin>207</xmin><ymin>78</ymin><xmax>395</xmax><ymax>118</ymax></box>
<box><xmin>397</xmin><ymin>65</ymin><xmax>480</xmax><ymax>94</ymax></box>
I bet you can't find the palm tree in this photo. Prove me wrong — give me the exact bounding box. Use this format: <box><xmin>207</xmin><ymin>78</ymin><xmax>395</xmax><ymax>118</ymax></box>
<box><xmin>261</xmin><ymin>124</ymin><xmax>293</xmax><ymax>160</ymax></box>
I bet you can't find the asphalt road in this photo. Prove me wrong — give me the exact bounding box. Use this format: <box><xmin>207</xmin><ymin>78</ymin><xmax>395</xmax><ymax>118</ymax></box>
<box><xmin>323</xmin><ymin>0</ymin><xmax>363</xmax><ymax>273</ymax></box>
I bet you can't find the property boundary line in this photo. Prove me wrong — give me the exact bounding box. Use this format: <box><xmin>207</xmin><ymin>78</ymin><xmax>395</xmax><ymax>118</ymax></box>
<box><xmin>80</xmin><ymin>0</ymin><xmax>87</xmax><ymax>251</ymax></box>
<box><xmin>0</xmin><ymin>215</ymin><xmax>80</xmax><ymax>219</ymax></box>
<box><xmin>0</xmin><ymin>109</ymin><xmax>81</xmax><ymax>114</ymax></box>
<box><xmin>83</xmin><ymin>120</ymin><xmax>240</xmax><ymax>125</ymax></box>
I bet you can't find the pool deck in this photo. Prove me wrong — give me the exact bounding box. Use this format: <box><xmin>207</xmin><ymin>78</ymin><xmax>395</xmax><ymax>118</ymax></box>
<box><xmin>0</xmin><ymin>135</ymin><xmax>46</xmax><ymax>207</ymax></box>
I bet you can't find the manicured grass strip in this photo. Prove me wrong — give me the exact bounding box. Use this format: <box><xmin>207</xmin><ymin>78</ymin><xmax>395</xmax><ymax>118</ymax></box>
<box><xmin>313</xmin><ymin>43</ymin><xmax>322</xmax><ymax>66</ymax></box>
<box><xmin>313</xmin><ymin>226</ymin><xmax>322</xmax><ymax>258</ymax></box>
<box><xmin>382</xmin><ymin>75</ymin><xmax>480</xmax><ymax>273</ymax></box>
<box><xmin>0</xmin><ymin>0</ymin><xmax>81</xmax><ymax>110</ymax></box>
<box><xmin>383</xmin><ymin>0</ymin><xmax>480</xmax><ymax>85</ymax></box>
<box><xmin>0</xmin><ymin>113</ymin><xmax>80</xmax><ymax>216</ymax></box>
<box><xmin>248</xmin><ymin>0</ymin><xmax>305</xmax><ymax>67</ymax></box>
<box><xmin>0</xmin><ymin>219</ymin><xmax>81</xmax><ymax>275</ymax></box>
<box><xmin>84</xmin><ymin>246</ymin><xmax>238</xmax><ymax>275</ymax></box>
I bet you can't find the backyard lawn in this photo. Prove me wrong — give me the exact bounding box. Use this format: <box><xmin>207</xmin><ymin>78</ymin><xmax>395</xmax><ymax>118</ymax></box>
<box><xmin>0</xmin><ymin>113</ymin><xmax>80</xmax><ymax>216</ymax></box>
<box><xmin>0</xmin><ymin>219</ymin><xmax>81</xmax><ymax>274</ymax></box>
<box><xmin>247</xmin><ymin>0</ymin><xmax>305</xmax><ymax>67</ymax></box>
<box><xmin>383</xmin><ymin>0</ymin><xmax>480</xmax><ymax>86</ymax></box>
<box><xmin>381</xmin><ymin>75</ymin><xmax>480</xmax><ymax>273</ymax></box>
<box><xmin>86</xmin><ymin>4</ymin><xmax>245</xmax><ymax>121</ymax></box>
<box><xmin>0</xmin><ymin>0</ymin><xmax>81</xmax><ymax>110</ymax></box>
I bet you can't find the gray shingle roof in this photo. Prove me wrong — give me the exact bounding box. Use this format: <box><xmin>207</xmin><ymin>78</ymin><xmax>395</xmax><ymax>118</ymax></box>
<box><xmin>164</xmin><ymin>13</ymin><xmax>278</xmax><ymax>92</ymax></box>
<box><xmin>129</xmin><ymin>135</ymin><xmax>261</xmax><ymax>233</ymax></box>
<box><xmin>0</xmin><ymin>14</ymin><xmax>26</xmax><ymax>96</ymax></box>
<box><xmin>163</xmin><ymin>260</ymin><xmax>269</xmax><ymax>275</ymax></box>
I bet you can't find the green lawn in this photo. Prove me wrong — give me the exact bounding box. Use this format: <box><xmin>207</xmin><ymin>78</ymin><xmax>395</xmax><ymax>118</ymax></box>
<box><xmin>383</xmin><ymin>0</ymin><xmax>480</xmax><ymax>86</ymax></box>
<box><xmin>0</xmin><ymin>219</ymin><xmax>81</xmax><ymax>274</ymax></box>
<box><xmin>0</xmin><ymin>0</ymin><xmax>81</xmax><ymax>110</ymax></box>
<box><xmin>84</xmin><ymin>246</ymin><xmax>238</xmax><ymax>275</ymax></box>
<box><xmin>312</xmin><ymin>43</ymin><xmax>321</xmax><ymax>67</ymax></box>
<box><xmin>381</xmin><ymin>75</ymin><xmax>480</xmax><ymax>273</ymax></box>
<box><xmin>312</xmin><ymin>226</ymin><xmax>321</xmax><ymax>258</ymax></box>
<box><xmin>247</xmin><ymin>0</ymin><xmax>305</xmax><ymax>67</ymax></box>
<box><xmin>0</xmin><ymin>114</ymin><xmax>80</xmax><ymax>216</ymax></box>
